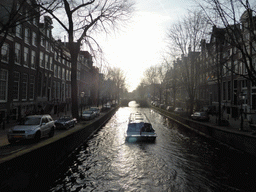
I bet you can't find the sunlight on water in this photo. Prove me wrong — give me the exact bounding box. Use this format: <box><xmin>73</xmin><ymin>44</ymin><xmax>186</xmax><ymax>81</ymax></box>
<box><xmin>48</xmin><ymin>107</ymin><xmax>256</xmax><ymax>192</ymax></box>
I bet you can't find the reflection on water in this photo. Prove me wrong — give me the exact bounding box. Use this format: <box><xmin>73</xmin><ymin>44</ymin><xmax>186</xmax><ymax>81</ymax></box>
<box><xmin>48</xmin><ymin>107</ymin><xmax>256</xmax><ymax>192</ymax></box>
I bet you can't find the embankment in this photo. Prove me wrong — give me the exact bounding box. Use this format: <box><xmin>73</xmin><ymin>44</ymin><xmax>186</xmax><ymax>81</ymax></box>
<box><xmin>0</xmin><ymin>107</ymin><xmax>118</xmax><ymax>191</ymax></box>
<box><xmin>153</xmin><ymin>106</ymin><xmax>256</xmax><ymax>157</ymax></box>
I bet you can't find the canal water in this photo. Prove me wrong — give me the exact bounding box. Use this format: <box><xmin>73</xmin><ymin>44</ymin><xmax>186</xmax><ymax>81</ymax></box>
<box><xmin>47</xmin><ymin>104</ymin><xmax>256</xmax><ymax>192</ymax></box>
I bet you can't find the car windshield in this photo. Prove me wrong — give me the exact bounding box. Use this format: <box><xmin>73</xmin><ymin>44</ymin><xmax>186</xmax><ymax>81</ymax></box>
<box><xmin>83</xmin><ymin>111</ymin><xmax>92</xmax><ymax>114</ymax></box>
<box><xmin>19</xmin><ymin>117</ymin><xmax>41</xmax><ymax>125</ymax></box>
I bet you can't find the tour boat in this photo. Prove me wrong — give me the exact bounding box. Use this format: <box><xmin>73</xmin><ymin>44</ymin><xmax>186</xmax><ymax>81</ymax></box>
<box><xmin>125</xmin><ymin>112</ymin><xmax>157</xmax><ymax>142</ymax></box>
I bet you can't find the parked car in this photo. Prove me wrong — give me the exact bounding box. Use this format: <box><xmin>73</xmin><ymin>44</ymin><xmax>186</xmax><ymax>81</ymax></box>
<box><xmin>102</xmin><ymin>104</ymin><xmax>111</xmax><ymax>112</ymax></box>
<box><xmin>82</xmin><ymin>110</ymin><xmax>96</xmax><ymax>120</ymax></box>
<box><xmin>55</xmin><ymin>116</ymin><xmax>77</xmax><ymax>129</ymax></box>
<box><xmin>191</xmin><ymin>112</ymin><xmax>210</xmax><ymax>121</ymax></box>
<box><xmin>89</xmin><ymin>107</ymin><xmax>100</xmax><ymax>116</ymax></box>
<box><xmin>174</xmin><ymin>107</ymin><xmax>184</xmax><ymax>114</ymax></box>
<box><xmin>7</xmin><ymin>115</ymin><xmax>55</xmax><ymax>143</ymax></box>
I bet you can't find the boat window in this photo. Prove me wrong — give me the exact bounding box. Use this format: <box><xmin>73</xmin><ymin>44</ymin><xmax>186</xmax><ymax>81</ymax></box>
<box><xmin>127</xmin><ymin>123</ymin><xmax>144</xmax><ymax>132</ymax></box>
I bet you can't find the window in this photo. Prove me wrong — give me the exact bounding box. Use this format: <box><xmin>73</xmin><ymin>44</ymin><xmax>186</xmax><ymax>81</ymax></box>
<box><xmin>33</xmin><ymin>17</ymin><xmax>38</xmax><ymax>26</ymax></box>
<box><xmin>54</xmin><ymin>65</ymin><xmax>57</xmax><ymax>77</ymax></box>
<box><xmin>242</xmin><ymin>80</ymin><xmax>247</xmax><ymax>88</ymax></box>
<box><xmin>40</xmin><ymin>52</ymin><xmax>44</xmax><ymax>68</ymax></box>
<box><xmin>77</xmin><ymin>71</ymin><xmax>80</xmax><ymax>80</ymax></box>
<box><xmin>54</xmin><ymin>51</ymin><xmax>58</xmax><ymax>61</ymax></box>
<box><xmin>13</xmin><ymin>72</ymin><xmax>20</xmax><ymax>101</ymax></box>
<box><xmin>25</xmin><ymin>9</ymin><xmax>30</xmax><ymax>23</ymax></box>
<box><xmin>47</xmin><ymin>29</ymin><xmax>50</xmax><ymax>38</ymax></box>
<box><xmin>66</xmin><ymin>70</ymin><xmax>69</xmax><ymax>81</ymax></box>
<box><xmin>0</xmin><ymin>69</ymin><xmax>8</xmax><ymax>101</ymax></box>
<box><xmin>16</xmin><ymin>23</ymin><xmax>22</xmax><ymax>38</ymax></box>
<box><xmin>41</xmin><ymin>36</ymin><xmax>45</xmax><ymax>47</ymax></box>
<box><xmin>29</xmin><ymin>75</ymin><xmax>35</xmax><ymax>100</ymax></box>
<box><xmin>22</xmin><ymin>74</ymin><xmax>28</xmax><ymax>100</ymax></box>
<box><xmin>62</xmin><ymin>68</ymin><xmax>65</xmax><ymax>80</ymax></box>
<box><xmin>32</xmin><ymin>32</ymin><xmax>37</xmax><ymax>46</ymax></box>
<box><xmin>45</xmin><ymin>54</ymin><xmax>49</xmax><ymax>69</ymax></box>
<box><xmin>58</xmin><ymin>66</ymin><xmax>61</xmax><ymax>78</ymax></box>
<box><xmin>1</xmin><ymin>43</ymin><xmax>9</xmax><ymax>63</ymax></box>
<box><xmin>239</xmin><ymin>62</ymin><xmax>242</xmax><ymax>74</ymax></box>
<box><xmin>31</xmin><ymin>50</ymin><xmax>36</xmax><ymax>69</ymax></box>
<box><xmin>46</xmin><ymin>41</ymin><xmax>50</xmax><ymax>51</ymax></box>
<box><xmin>48</xmin><ymin>74</ymin><xmax>52</xmax><ymax>88</ymax></box>
<box><xmin>243</xmin><ymin>62</ymin><xmax>247</xmax><ymax>74</ymax></box>
<box><xmin>24</xmin><ymin>47</ymin><xmax>29</xmax><ymax>67</ymax></box>
<box><xmin>50</xmin><ymin>57</ymin><xmax>53</xmax><ymax>71</ymax></box>
<box><xmin>15</xmin><ymin>43</ymin><xmax>21</xmax><ymax>64</ymax></box>
<box><xmin>234</xmin><ymin>80</ymin><xmax>237</xmax><ymax>89</ymax></box>
<box><xmin>24</xmin><ymin>28</ymin><xmax>30</xmax><ymax>44</ymax></box>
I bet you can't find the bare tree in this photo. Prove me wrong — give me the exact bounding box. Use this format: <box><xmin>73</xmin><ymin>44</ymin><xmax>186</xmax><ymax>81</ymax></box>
<box><xmin>156</xmin><ymin>61</ymin><xmax>170</xmax><ymax>104</ymax></box>
<box><xmin>198</xmin><ymin>0</ymin><xmax>256</xmax><ymax>83</ymax></box>
<box><xmin>106</xmin><ymin>66</ymin><xmax>126</xmax><ymax>103</ymax></box>
<box><xmin>143</xmin><ymin>66</ymin><xmax>158</xmax><ymax>102</ymax></box>
<box><xmin>0</xmin><ymin>0</ymin><xmax>43</xmax><ymax>49</ymax></box>
<box><xmin>166</xmin><ymin>9</ymin><xmax>210</xmax><ymax>57</ymax></box>
<box><xmin>39</xmin><ymin>0</ymin><xmax>135</xmax><ymax>118</ymax></box>
<box><xmin>166</xmin><ymin>10</ymin><xmax>210</xmax><ymax>113</ymax></box>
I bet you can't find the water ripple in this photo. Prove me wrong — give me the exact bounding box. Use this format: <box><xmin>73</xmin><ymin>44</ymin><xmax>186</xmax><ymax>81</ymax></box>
<box><xmin>49</xmin><ymin>107</ymin><xmax>256</xmax><ymax>192</ymax></box>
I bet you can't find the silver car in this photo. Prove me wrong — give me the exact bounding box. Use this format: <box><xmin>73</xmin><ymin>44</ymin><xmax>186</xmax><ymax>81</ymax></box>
<box><xmin>7</xmin><ymin>115</ymin><xmax>55</xmax><ymax>143</ymax></box>
<box><xmin>82</xmin><ymin>110</ymin><xmax>96</xmax><ymax>120</ymax></box>
<box><xmin>89</xmin><ymin>107</ymin><xmax>100</xmax><ymax>116</ymax></box>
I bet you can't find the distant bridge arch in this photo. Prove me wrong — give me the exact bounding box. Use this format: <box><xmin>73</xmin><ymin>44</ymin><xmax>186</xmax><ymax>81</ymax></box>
<box><xmin>120</xmin><ymin>99</ymin><xmax>148</xmax><ymax>107</ymax></box>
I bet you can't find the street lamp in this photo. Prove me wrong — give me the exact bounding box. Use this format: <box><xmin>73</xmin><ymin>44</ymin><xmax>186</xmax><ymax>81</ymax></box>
<box><xmin>80</xmin><ymin>92</ymin><xmax>85</xmax><ymax>119</ymax></box>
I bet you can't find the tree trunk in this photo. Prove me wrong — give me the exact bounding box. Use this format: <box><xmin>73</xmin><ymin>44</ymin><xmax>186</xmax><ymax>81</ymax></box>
<box><xmin>70</xmin><ymin>43</ymin><xmax>80</xmax><ymax>119</ymax></box>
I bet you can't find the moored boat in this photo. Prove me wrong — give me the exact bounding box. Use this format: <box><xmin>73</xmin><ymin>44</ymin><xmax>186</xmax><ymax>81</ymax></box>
<box><xmin>125</xmin><ymin>112</ymin><xmax>157</xmax><ymax>142</ymax></box>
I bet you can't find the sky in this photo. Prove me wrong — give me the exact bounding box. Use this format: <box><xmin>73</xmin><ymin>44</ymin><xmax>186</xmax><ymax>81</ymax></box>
<box><xmin>98</xmin><ymin>0</ymin><xmax>196</xmax><ymax>92</ymax></box>
<box><xmin>51</xmin><ymin>0</ymin><xmax>196</xmax><ymax>92</ymax></box>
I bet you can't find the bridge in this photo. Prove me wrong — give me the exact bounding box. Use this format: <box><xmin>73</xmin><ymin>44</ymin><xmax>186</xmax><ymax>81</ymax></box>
<box><xmin>120</xmin><ymin>99</ymin><xmax>149</xmax><ymax>107</ymax></box>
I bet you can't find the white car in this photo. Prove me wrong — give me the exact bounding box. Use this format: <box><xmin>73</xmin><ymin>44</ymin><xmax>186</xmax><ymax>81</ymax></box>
<box><xmin>7</xmin><ymin>115</ymin><xmax>55</xmax><ymax>143</ymax></box>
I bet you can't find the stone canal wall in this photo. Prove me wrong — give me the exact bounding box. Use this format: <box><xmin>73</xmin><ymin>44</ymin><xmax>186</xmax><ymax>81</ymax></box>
<box><xmin>153</xmin><ymin>107</ymin><xmax>256</xmax><ymax>157</ymax></box>
<box><xmin>0</xmin><ymin>107</ymin><xmax>118</xmax><ymax>191</ymax></box>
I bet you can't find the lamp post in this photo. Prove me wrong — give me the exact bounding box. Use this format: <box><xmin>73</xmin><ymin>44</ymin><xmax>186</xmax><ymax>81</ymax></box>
<box><xmin>80</xmin><ymin>92</ymin><xmax>85</xmax><ymax>119</ymax></box>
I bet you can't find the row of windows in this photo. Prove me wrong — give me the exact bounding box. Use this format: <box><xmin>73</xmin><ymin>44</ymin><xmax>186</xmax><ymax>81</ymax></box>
<box><xmin>221</xmin><ymin>79</ymin><xmax>256</xmax><ymax>101</ymax></box>
<box><xmin>1</xmin><ymin>43</ymin><xmax>73</xmax><ymax>81</ymax></box>
<box><xmin>0</xmin><ymin>69</ymin><xmax>71</xmax><ymax>102</ymax></box>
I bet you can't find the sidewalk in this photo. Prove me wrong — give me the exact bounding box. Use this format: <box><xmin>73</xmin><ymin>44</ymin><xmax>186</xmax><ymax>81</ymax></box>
<box><xmin>208</xmin><ymin>114</ymin><xmax>252</xmax><ymax>132</ymax></box>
